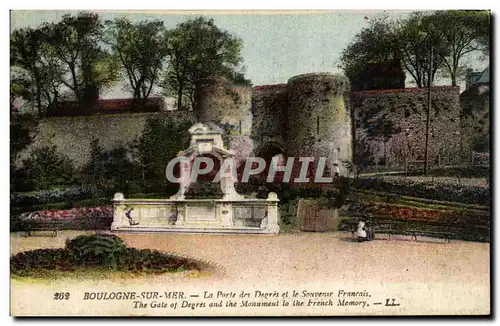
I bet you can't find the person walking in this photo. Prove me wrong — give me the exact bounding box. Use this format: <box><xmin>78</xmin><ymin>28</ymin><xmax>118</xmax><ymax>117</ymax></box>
<box><xmin>333</xmin><ymin>163</ymin><xmax>340</xmax><ymax>178</ymax></box>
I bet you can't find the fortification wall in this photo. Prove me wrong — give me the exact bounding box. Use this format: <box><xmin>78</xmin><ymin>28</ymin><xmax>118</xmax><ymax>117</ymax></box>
<box><xmin>251</xmin><ymin>84</ymin><xmax>288</xmax><ymax>157</ymax></box>
<box><xmin>18</xmin><ymin>72</ymin><xmax>463</xmax><ymax>175</ymax></box>
<box><xmin>18</xmin><ymin>111</ymin><xmax>195</xmax><ymax>168</ymax></box>
<box><xmin>351</xmin><ymin>86</ymin><xmax>461</xmax><ymax>169</ymax></box>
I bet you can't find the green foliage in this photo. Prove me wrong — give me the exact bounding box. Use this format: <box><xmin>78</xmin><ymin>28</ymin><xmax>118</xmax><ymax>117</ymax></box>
<box><xmin>65</xmin><ymin>234</ymin><xmax>127</xmax><ymax>267</ymax></box>
<box><xmin>10</xmin><ymin>113</ymin><xmax>37</xmax><ymax>163</ymax></box>
<box><xmin>184</xmin><ymin>181</ymin><xmax>224</xmax><ymax>199</ymax></box>
<box><xmin>10</xmin><ymin>248</ymin><xmax>72</xmax><ymax>275</ymax></box>
<box><xmin>78</xmin><ymin>117</ymin><xmax>191</xmax><ymax>196</ymax></box>
<box><xmin>163</xmin><ymin>16</ymin><xmax>243</xmax><ymax>113</ymax></box>
<box><xmin>123</xmin><ymin>248</ymin><xmax>189</xmax><ymax>273</ymax></box>
<box><xmin>11</xmin><ymin>234</ymin><xmax>193</xmax><ymax>277</ymax></box>
<box><xmin>10</xmin><ymin>28</ymin><xmax>64</xmax><ymax>115</ymax></box>
<box><xmin>137</xmin><ymin>116</ymin><xmax>191</xmax><ymax>195</ymax></box>
<box><xmin>104</xmin><ymin>18</ymin><xmax>167</xmax><ymax>101</ymax></box>
<box><xmin>351</xmin><ymin>177</ymin><xmax>489</xmax><ymax>205</ymax></box>
<box><xmin>11</xmin><ymin>12</ymin><xmax>248</xmax><ymax>117</ymax></box>
<box><xmin>422</xmin><ymin>10</ymin><xmax>490</xmax><ymax>86</ymax></box>
<box><xmin>41</xmin><ymin>12</ymin><xmax>118</xmax><ymax>108</ymax></box>
<box><xmin>10</xmin><ymin>73</ymin><xmax>32</xmax><ymax>111</ymax></box>
<box><xmin>82</xmin><ymin>139</ymin><xmax>139</xmax><ymax>195</ymax></box>
<box><xmin>339</xmin><ymin>16</ymin><xmax>401</xmax><ymax>88</ymax></box>
<box><xmin>340</xmin><ymin>10</ymin><xmax>490</xmax><ymax>88</ymax></box>
<box><xmin>16</xmin><ymin>145</ymin><xmax>75</xmax><ymax>191</ymax></box>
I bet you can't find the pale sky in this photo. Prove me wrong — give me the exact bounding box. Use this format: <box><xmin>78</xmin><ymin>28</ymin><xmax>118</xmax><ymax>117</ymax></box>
<box><xmin>10</xmin><ymin>10</ymin><xmax>488</xmax><ymax>98</ymax></box>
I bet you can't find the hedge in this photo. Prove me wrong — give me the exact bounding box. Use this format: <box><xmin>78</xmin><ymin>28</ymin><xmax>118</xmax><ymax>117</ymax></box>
<box><xmin>351</xmin><ymin>177</ymin><xmax>490</xmax><ymax>205</ymax></box>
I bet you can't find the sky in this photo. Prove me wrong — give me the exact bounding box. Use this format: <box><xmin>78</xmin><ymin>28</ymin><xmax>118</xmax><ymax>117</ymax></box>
<box><xmin>10</xmin><ymin>10</ymin><xmax>489</xmax><ymax>99</ymax></box>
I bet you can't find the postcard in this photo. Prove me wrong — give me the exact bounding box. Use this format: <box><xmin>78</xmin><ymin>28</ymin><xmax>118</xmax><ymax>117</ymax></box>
<box><xmin>9</xmin><ymin>9</ymin><xmax>491</xmax><ymax>316</ymax></box>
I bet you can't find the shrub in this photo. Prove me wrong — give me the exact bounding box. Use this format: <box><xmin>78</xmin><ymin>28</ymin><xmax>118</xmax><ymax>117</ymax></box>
<box><xmin>10</xmin><ymin>234</ymin><xmax>195</xmax><ymax>277</ymax></box>
<box><xmin>123</xmin><ymin>248</ymin><xmax>188</xmax><ymax>273</ymax></box>
<box><xmin>82</xmin><ymin>140</ymin><xmax>140</xmax><ymax>196</ymax></box>
<box><xmin>10</xmin><ymin>248</ymin><xmax>72</xmax><ymax>276</ymax></box>
<box><xmin>65</xmin><ymin>234</ymin><xmax>127</xmax><ymax>267</ymax></box>
<box><xmin>10</xmin><ymin>186</ymin><xmax>100</xmax><ymax>207</ymax></box>
<box><xmin>184</xmin><ymin>181</ymin><xmax>224</xmax><ymax>199</ymax></box>
<box><xmin>16</xmin><ymin>145</ymin><xmax>76</xmax><ymax>191</ymax></box>
<box><xmin>137</xmin><ymin>116</ymin><xmax>191</xmax><ymax>196</ymax></box>
<box><xmin>351</xmin><ymin>177</ymin><xmax>489</xmax><ymax>205</ymax></box>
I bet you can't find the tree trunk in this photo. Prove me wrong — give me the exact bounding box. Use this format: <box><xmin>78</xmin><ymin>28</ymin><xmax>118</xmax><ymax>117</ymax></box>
<box><xmin>383</xmin><ymin>141</ymin><xmax>387</xmax><ymax>166</ymax></box>
<box><xmin>177</xmin><ymin>84</ymin><xmax>183</xmax><ymax>111</ymax></box>
<box><xmin>451</xmin><ymin>74</ymin><xmax>457</xmax><ymax>86</ymax></box>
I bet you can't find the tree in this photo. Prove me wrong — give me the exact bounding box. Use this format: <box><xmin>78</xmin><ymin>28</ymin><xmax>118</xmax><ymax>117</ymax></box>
<box><xmin>339</xmin><ymin>16</ymin><xmax>402</xmax><ymax>89</ymax></box>
<box><xmin>422</xmin><ymin>10</ymin><xmax>490</xmax><ymax>86</ymax></box>
<box><xmin>10</xmin><ymin>73</ymin><xmax>32</xmax><ymax>115</ymax></box>
<box><xmin>10</xmin><ymin>28</ymin><xmax>46</xmax><ymax>115</ymax></box>
<box><xmin>137</xmin><ymin>116</ymin><xmax>191</xmax><ymax>194</ymax></box>
<box><xmin>42</xmin><ymin>12</ymin><xmax>118</xmax><ymax>109</ymax></box>
<box><xmin>104</xmin><ymin>18</ymin><xmax>167</xmax><ymax>103</ymax></box>
<box><xmin>164</xmin><ymin>17</ymin><xmax>243</xmax><ymax>115</ymax></box>
<box><xmin>11</xmin><ymin>27</ymin><xmax>68</xmax><ymax>116</ymax></box>
<box><xmin>395</xmin><ymin>12</ymin><xmax>448</xmax><ymax>88</ymax></box>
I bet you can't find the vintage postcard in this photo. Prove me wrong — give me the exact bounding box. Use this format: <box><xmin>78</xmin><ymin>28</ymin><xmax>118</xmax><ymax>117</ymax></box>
<box><xmin>9</xmin><ymin>9</ymin><xmax>491</xmax><ymax>316</ymax></box>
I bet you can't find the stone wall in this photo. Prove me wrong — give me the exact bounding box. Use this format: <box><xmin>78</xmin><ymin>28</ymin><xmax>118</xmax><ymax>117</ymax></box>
<box><xmin>351</xmin><ymin>86</ymin><xmax>461</xmax><ymax>169</ymax></box>
<box><xmin>18</xmin><ymin>111</ymin><xmax>195</xmax><ymax>169</ymax></box>
<box><xmin>18</xmin><ymin>78</ymin><xmax>254</xmax><ymax>169</ymax></box>
<box><xmin>18</xmin><ymin>73</ymin><xmax>464</xmax><ymax>175</ymax></box>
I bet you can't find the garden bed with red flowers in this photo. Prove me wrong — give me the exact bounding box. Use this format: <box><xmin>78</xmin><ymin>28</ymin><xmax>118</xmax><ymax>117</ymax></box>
<box><xmin>345</xmin><ymin>201</ymin><xmax>489</xmax><ymax>227</ymax></box>
<box><xmin>14</xmin><ymin>206</ymin><xmax>113</xmax><ymax>231</ymax></box>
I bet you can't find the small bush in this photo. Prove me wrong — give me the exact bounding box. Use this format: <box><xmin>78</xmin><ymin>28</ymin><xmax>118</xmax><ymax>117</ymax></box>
<box><xmin>65</xmin><ymin>234</ymin><xmax>127</xmax><ymax>267</ymax></box>
<box><xmin>184</xmin><ymin>181</ymin><xmax>224</xmax><ymax>199</ymax></box>
<box><xmin>10</xmin><ymin>186</ymin><xmax>100</xmax><ymax>207</ymax></box>
<box><xmin>15</xmin><ymin>145</ymin><xmax>76</xmax><ymax>191</ymax></box>
<box><xmin>10</xmin><ymin>248</ymin><xmax>73</xmax><ymax>276</ymax></box>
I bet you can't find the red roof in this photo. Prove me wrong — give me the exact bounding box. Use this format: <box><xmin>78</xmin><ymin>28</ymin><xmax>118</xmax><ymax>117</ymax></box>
<box><xmin>56</xmin><ymin>97</ymin><xmax>163</xmax><ymax>109</ymax></box>
<box><xmin>352</xmin><ymin>86</ymin><xmax>460</xmax><ymax>95</ymax></box>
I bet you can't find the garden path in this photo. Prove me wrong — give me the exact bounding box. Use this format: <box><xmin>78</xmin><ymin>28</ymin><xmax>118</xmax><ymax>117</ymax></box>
<box><xmin>10</xmin><ymin>231</ymin><xmax>490</xmax><ymax>315</ymax></box>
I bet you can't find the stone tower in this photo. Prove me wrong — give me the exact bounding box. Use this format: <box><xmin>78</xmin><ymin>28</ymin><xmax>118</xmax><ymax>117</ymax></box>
<box><xmin>197</xmin><ymin>76</ymin><xmax>254</xmax><ymax>165</ymax></box>
<box><xmin>286</xmin><ymin>73</ymin><xmax>352</xmax><ymax>174</ymax></box>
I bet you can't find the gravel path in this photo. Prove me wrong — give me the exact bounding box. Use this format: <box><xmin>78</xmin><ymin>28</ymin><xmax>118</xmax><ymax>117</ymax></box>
<box><xmin>10</xmin><ymin>231</ymin><xmax>490</xmax><ymax>316</ymax></box>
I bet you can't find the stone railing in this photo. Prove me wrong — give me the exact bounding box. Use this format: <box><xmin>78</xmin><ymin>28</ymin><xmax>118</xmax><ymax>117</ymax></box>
<box><xmin>111</xmin><ymin>192</ymin><xmax>279</xmax><ymax>234</ymax></box>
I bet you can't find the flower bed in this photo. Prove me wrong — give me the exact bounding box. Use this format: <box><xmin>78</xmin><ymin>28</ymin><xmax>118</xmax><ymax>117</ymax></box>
<box><xmin>346</xmin><ymin>201</ymin><xmax>489</xmax><ymax>227</ymax></box>
<box><xmin>16</xmin><ymin>206</ymin><xmax>113</xmax><ymax>230</ymax></box>
<box><xmin>351</xmin><ymin>177</ymin><xmax>490</xmax><ymax>205</ymax></box>
<box><xmin>20</xmin><ymin>205</ymin><xmax>112</xmax><ymax>221</ymax></box>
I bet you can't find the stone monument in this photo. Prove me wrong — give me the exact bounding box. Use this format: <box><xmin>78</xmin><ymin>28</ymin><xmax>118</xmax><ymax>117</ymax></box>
<box><xmin>111</xmin><ymin>123</ymin><xmax>280</xmax><ymax>234</ymax></box>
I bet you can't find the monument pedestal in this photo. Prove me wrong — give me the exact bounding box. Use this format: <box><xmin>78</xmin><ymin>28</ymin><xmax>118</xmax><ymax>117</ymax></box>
<box><xmin>111</xmin><ymin>194</ymin><xmax>280</xmax><ymax>234</ymax></box>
